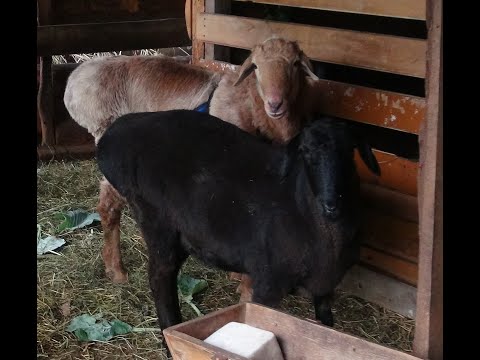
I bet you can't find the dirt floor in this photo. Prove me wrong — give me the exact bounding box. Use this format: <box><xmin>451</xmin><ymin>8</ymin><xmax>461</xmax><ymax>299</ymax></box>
<box><xmin>37</xmin><ymin>159</ymin><xmax>415</xmax><ymax>359</ymax></box>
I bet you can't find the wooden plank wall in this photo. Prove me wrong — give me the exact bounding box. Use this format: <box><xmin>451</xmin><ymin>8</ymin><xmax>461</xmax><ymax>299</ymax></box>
<box><xmin>197</xmin><ymin>13</ymin><xmax>426</xmax><ymax>77</ymax></box>
<box><xmin>50</xmin><ymin>0</ymin><xmax>186</xmax><ymax>24</ymax></box>
<box><xmin>36</xmin><ymin>0</ymin><xmax>190</xmax><ymax>157</ymax></box>
<box><xmin>189</xmin><ymin>0</ymin><xmax>432</xmax><ymax>322</ymax></box>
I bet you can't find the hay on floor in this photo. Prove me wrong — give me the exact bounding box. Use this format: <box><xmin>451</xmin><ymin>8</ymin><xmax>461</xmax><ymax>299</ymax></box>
<box><xmin>37</xmin><ymin>159</ymin><xmax>414</xmax><ymax>359</ymax></box>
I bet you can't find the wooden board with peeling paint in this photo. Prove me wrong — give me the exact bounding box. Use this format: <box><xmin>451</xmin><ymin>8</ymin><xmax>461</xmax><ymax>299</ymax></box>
<box><xmin>311</xmin><ymin>80</ymin><xmax>425</xmax><ymax>134</ymax></box>
<box><xmin>197</xmin><ymin>60</ymin><xmax>425</xmax><ymax>135</ymax></box>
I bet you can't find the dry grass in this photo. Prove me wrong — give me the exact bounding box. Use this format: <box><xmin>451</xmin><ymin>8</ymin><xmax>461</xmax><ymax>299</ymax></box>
<box><xmin>51</xmin><ymin>47</ymin><xmax>192</xmax><ymax>65</ymax></box>
<box><xmin>37</xmin><ymin>159</ymin><xmax>415</xmax><ymax>359</ymax></box>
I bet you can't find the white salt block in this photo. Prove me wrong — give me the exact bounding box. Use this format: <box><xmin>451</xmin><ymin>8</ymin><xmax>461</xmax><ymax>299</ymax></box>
<box><xmin>204</xmin><ymin>321</ymin><xmax>284</xmax><ymax>360</ymax></box>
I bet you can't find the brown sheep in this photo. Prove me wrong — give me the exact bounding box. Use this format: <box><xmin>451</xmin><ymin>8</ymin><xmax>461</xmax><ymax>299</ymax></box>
<box><xmin>63</xmin><ymin>37</ymin><xmax>319</xmax><ymax>297</ymax></box>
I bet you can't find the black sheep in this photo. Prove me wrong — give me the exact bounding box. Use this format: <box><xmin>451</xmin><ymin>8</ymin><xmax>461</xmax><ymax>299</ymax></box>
<box><xmin>96</xmin><ymin>109</ymin><xmax>380</xmax><ymax>331</ymax></box>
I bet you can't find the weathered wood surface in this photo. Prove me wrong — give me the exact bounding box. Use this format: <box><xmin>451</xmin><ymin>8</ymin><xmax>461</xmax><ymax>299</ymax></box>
<box><xmin>310</xmin><ymin>80</ymin><xmax>425</xmax><ymax>134</ymax></box>
<box><xmin>196</xmin><ymin>13</ymin><xmax>427</xmax><ymax>77</ymax></box>
<box><xmin>198</xmin><ymin>60</ymin><xmax>427</xmax><ymax>133</ymax></box>
<box><xmin>37</xmin><ymin>0</ymin><xmax>55</xmax><ymax>146</ymax></box>
<box><xmin>246</xmin><ymin>303</ymin><xmax>421</xmax><ymax>360</ymax></box>
<box><xmin>360</xmin><ymin>247</ymin><xmax>417</xmax><ymax>286</ymax></box>
<box><xmin>192</xmin><ymin>0</ymin><xmax>206</xmax><ymax>62</ymax></box>
<box><xmin>361</xmin><ymin>209</ymin><xmax>418</xmax><ymax>264</ymax></box>
<box><xmin>49</xmin><ymin>0</ymin><xmax>186</xmax><ymax>24</ymax></box>
<box><xmin>165</xmin><ymin>303</ymin><xmax>424</xmax><ymax>359</ymax></box>
<box><xmin>196</xmin><ymin>60</ymin><xmax>425</xmax><ymax>134</ymax></box>
<box><xmin>360</xmin><ymin>183</ymin><xmax>418</xmax><ymax>223</ymax></box>
<box><xmin>356</xmin><ymin>150</ymin><xmax>418</xmax><ymax>196</ymax></box>
<box><xmin>37</xmin><ymin>144</ymin><xmax>95</xmax><ymax>161</ymax></box>
<box><xmin>204</xmin><ymin>1</ymin><xmax>232</xmax><ymax>61</ymax></box>
<box><xmin>185</xmin><ymin>0</ymin><xmax>193</xmax><ymax>39</ymax></box>
<box><xmin>413</xmin><ymin>0</ymin><xmax>443</xmax><ymax>358</ymax></box>
<box><xmin>166</xmin><ymin>331</ymin><xmax>247</xmax><ymax>360</ymax></box>
<box><xmin>233</xmin><ymin>0</ymin><xmax>426</xmax><ymax>20</ymax></box>
<box><xmin>37</xmin><ymin>18</ymin><xmax>190</xmax><ymax>56</ymax></box>
<box><xmin>38</xmin><ymin>57</ymin><xmax>55</xmax><ymax>146</ymax></box>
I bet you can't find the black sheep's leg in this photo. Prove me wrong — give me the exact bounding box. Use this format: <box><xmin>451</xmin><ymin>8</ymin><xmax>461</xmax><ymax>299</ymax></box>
<box><xmin>130</xmin><ymin>199</ymin><xmax>188</xmax><ymax>354</ymax></box>
<box><xmin>144</xmin><ymin>225</ymin><xmax>187</xmax><ymax>356</ymax></box>
<box><xmin>251</xmin><ymin>272</ymin><xmax>288</xmax><ymax>309</ymax></box>
<box><xmin>144</xmin><ymin>229</ymin><xmax>187</xmax><ymax>331</ymax></box>
<box><xmin>313</xmin><ymin>292</ymin><xmax>334</xmax><ymax>327</ymax></box>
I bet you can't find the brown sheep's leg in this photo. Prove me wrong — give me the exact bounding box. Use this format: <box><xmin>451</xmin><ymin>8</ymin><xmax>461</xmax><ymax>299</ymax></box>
<box><xmin>237</xmin><ymin>274</ymin><xmax>254</xmax><ymax>303</ymax></box>
<box><xmin>230</xmin><ymin>272</ymin><xmax>243</xmax><ymax>281</ymax></box>
<box><xmin>98</xmin><ymin>178</ymin><xmax>128</xmax><ymax>284</ymax></box>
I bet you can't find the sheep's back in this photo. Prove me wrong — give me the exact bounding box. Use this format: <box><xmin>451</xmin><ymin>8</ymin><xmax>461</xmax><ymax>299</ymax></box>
<box><xmin>64</xmin><ymin>56</ymin><xmax>221</xmax><ymax>142</ymax></box>
<box><xmin>96</xmin><ymin>110</ymin><xmax>297</xmax><ymax>251</ymax></box>
<box><xmin>97</xmin><ymin>110</ymin><xmax>280</xmax><ymax>198</ymax></box>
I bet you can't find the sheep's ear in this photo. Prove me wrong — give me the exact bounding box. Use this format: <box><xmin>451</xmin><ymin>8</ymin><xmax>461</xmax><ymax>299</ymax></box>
<box><xmin>356</xmin><ymin>142</ymin><xmax>381</xmax><ymax>176</ymax></box>
<box><xmin>234</xmin><ymin>54</ymin><xmax>257</xmax><ymax>86</ymax></box>
<box><xmin>298</xmin><ymin>52</ymin><xmax>320</xmax><ymax>81</ymax></box>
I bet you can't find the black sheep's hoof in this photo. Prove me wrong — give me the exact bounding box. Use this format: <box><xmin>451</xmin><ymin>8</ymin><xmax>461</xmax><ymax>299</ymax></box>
<box><xmin>320</xmin><ymin>312</ymin><xmax>334</xmax><ymax>327</ymax></box>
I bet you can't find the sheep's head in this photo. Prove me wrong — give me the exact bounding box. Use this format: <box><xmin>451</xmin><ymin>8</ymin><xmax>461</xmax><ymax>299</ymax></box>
<box><xmin>234</xmin><ymin>37</ymin><xmax>319</xmax><ymax>120</ymax></box>
<box><xmin>299</xmin><ymin>117</ymin><xmax>381</xmax><ymax>220</ymax></box>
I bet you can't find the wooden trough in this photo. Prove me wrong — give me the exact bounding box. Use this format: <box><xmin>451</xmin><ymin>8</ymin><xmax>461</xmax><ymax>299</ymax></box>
<box><xmin>164</xmin><ymin>302</ymin><xmax>425</xmax><ymax>360</ymax></box>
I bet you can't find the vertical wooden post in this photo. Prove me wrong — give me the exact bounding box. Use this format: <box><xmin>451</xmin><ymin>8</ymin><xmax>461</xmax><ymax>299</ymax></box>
<box><xmin>185</xmin><ymin>0</ymin><xmax>193</xmax><ymax>40</ymax></box>
<box><xmin>37</xmin><ymin>0</ymin><xmax>55</xmax><ymax>146</ymax></box>
<box><xmin>204</xmin><ymin>1</ymin><xmax>231</xmax><ymax>62</ymax></box>
<box><xmin>413</xmin><ymin>0</ymin><xmax>443</xmax><ymax>358</ymax></box>
<box><xmin>192</xmin><ymin>0</ymin><xmax>205</xmax><ymax>64</ymax></box>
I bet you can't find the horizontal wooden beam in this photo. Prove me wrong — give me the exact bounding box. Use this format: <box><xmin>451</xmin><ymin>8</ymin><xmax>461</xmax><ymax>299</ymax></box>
<box><xmin>339</xmin><ymin>265</ymin><xmax>417</xmax><ymax>319</ymax></box>
<box><xmin>360</xmin><ymin>209</ymin><xmax>419</xmax><ymax>264</ymax></box>
<box><xmin>360</xmin><ymin>247</ymin><xmax>417</xmax><ymax>286</ymax></box>
<box><xmin>37</xmin><ymin>144</ymin><xmax>95</xmax><ymax>161</ymax></box>
<box><xmin>357</xmin><ymin>191</ymin><xmax>419</xmax><ymax>287</ymax></box>
<box><xmin>233</xmin><ymin>0</ymin><xmax>426</xmax><ymax>20</ymax></box>
<box><xmin>356</xmin><ymin>150</ymin><xmax>418</xmax><ymax>196</ymax></box>
<box><xmin>196</xmin><ymin>13</ymin><xmax>426</xmax><ymax>77</ymax></box>
<box><xmin>37</xmin><ymin>18</ymin><xmax>190</xmax><ymax>56</ymax></box>
<box><xmin>49</xmin><ymin>0</ymin><xmax>186</xmax><ymax>25</ymax></box>
<box><xmin>245</xmin><ymin>304</ymin><xmax>422</xmax><ymax>359</ymax></box>
<box><xmin>311</xmin><ymin>80</ymin><xmax>425</xmax><ymax>134</ymax></box>
<box><xmin>197</xmin><ymin>59</ymin><xmax>425</xmax><ymax>134</ymax></box>
<box><xmin>360</xmin><ymin>183</ymin><xmax>418</xmax><ymax>223</ymax></box>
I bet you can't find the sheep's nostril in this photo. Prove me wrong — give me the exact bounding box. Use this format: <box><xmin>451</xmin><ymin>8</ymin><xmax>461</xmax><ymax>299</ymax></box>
<box><xmin>324</xmin><ymin>204</ymin><xmax>337</xmax><ymax>214</ymax></box>
<box><xmin>268</xmin><ymin>100</ymin><xmax>283</xmax><ymax>113</ymax></box>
